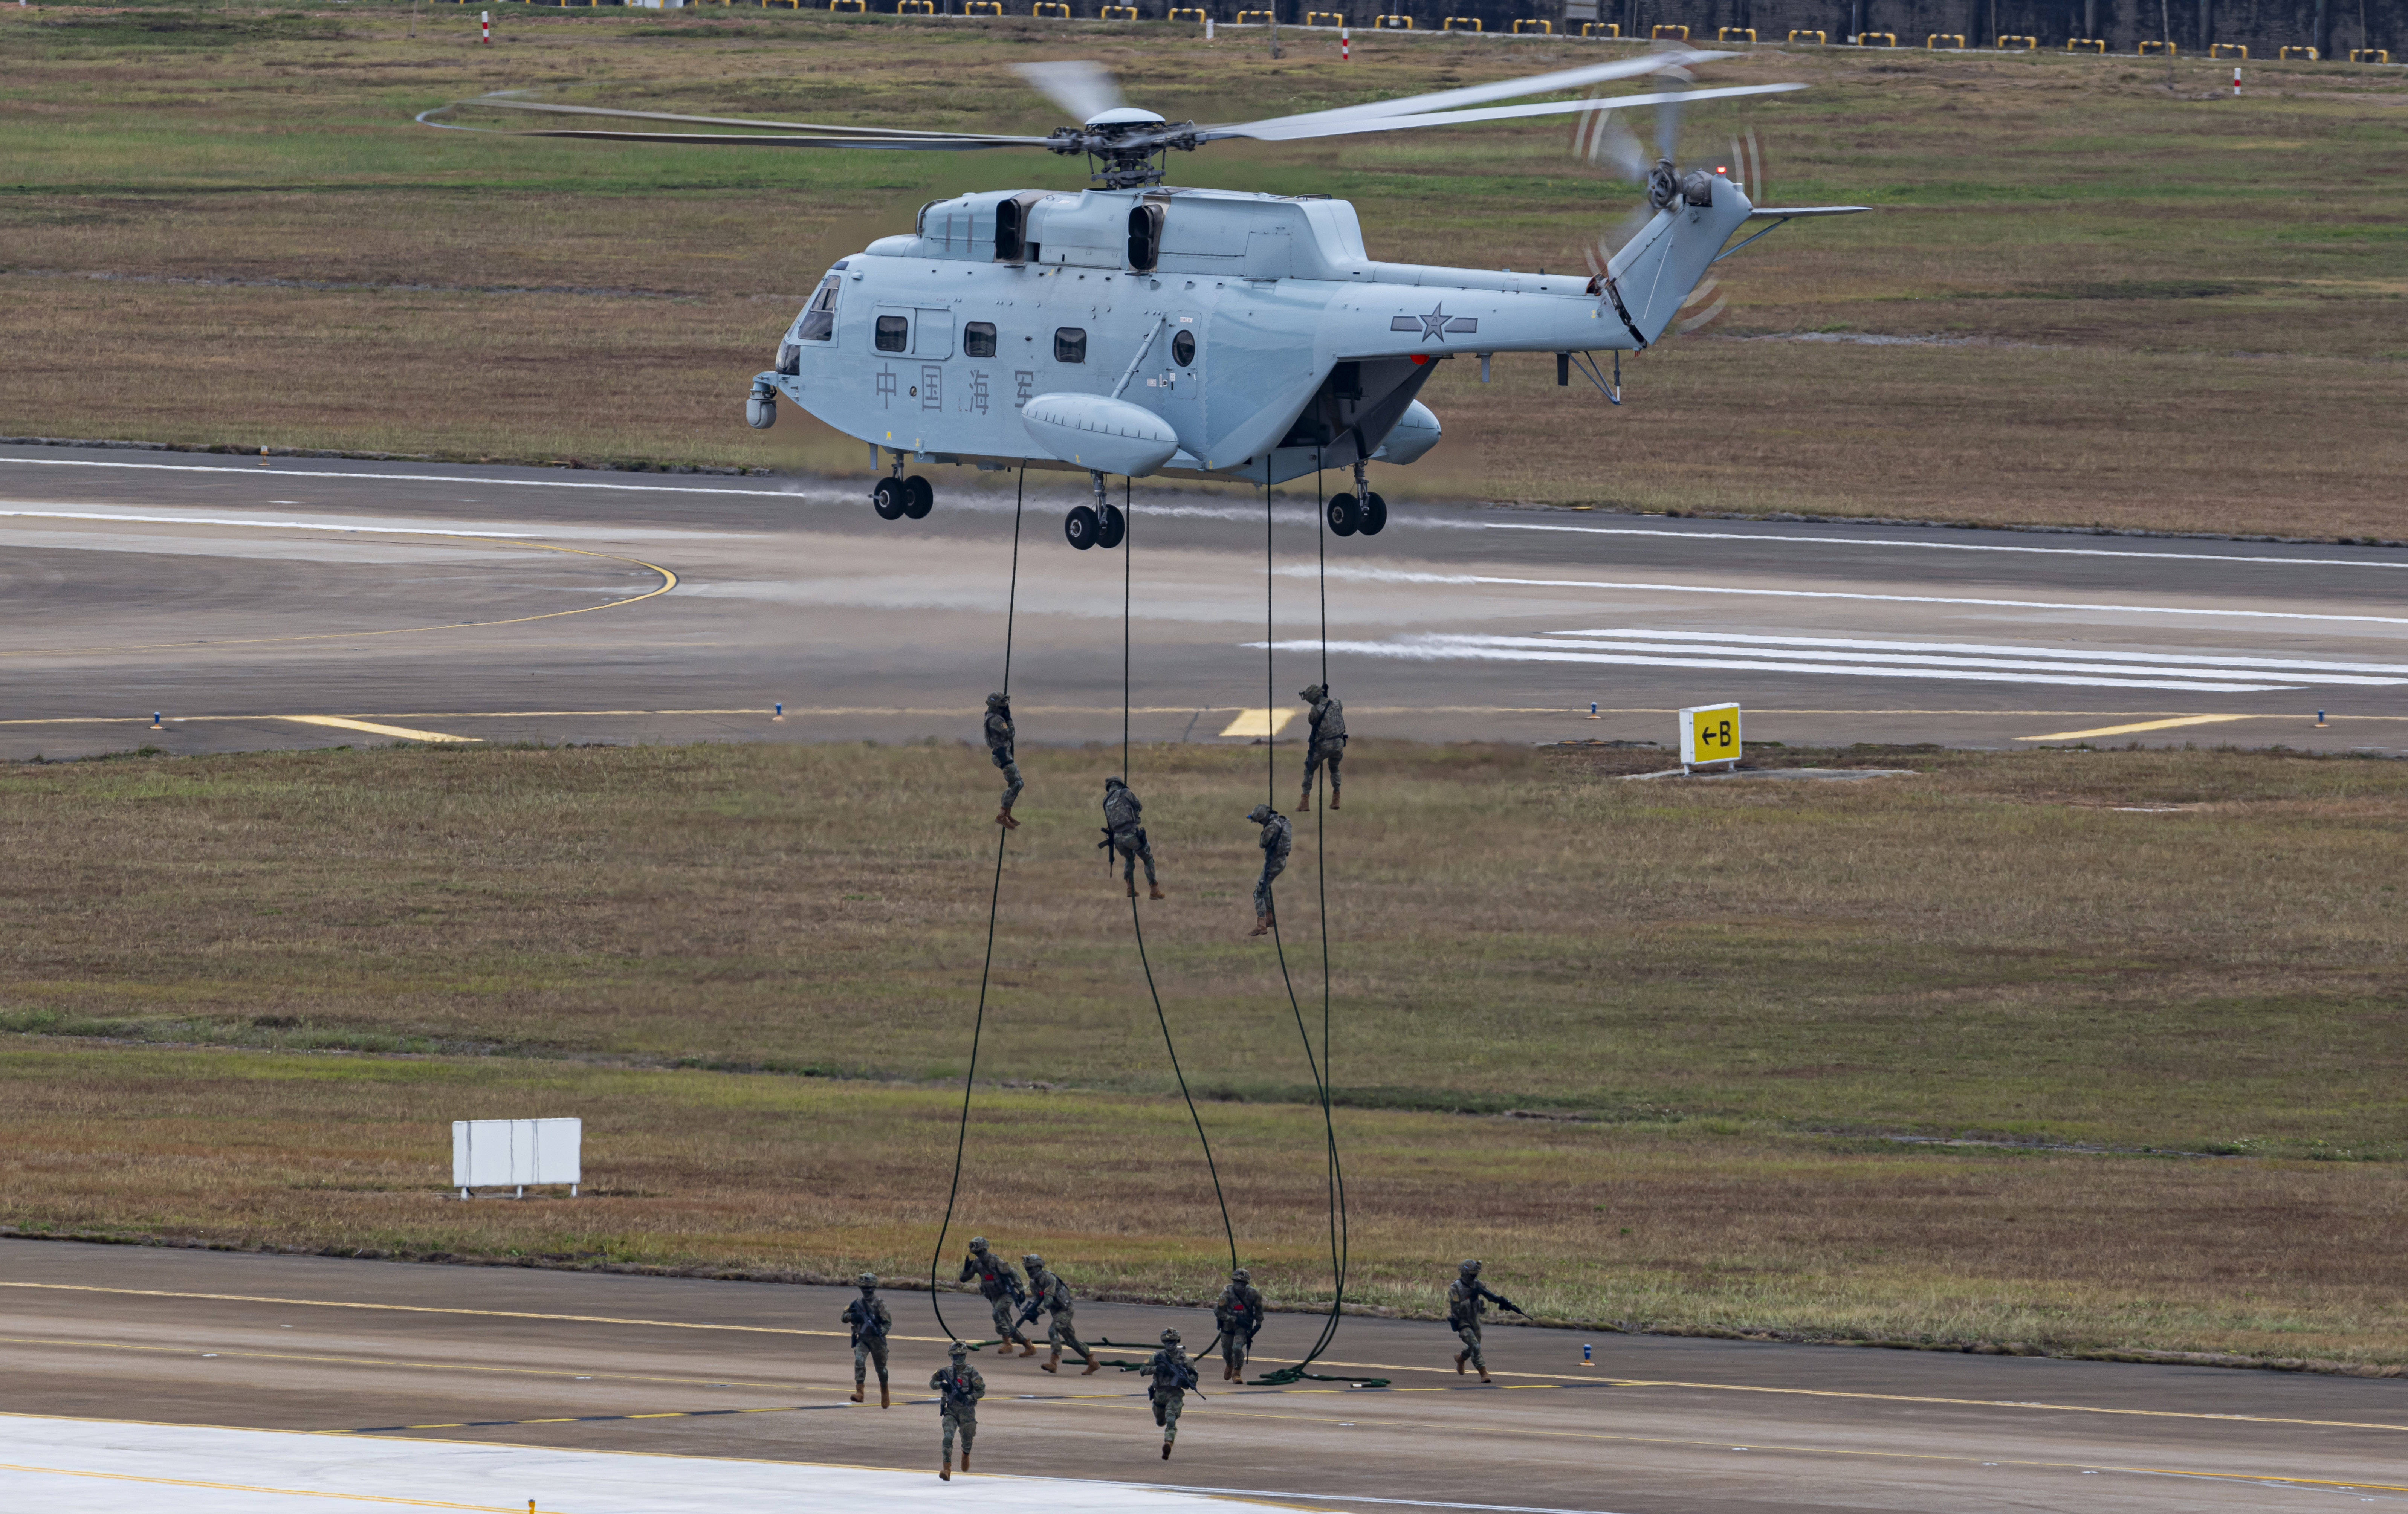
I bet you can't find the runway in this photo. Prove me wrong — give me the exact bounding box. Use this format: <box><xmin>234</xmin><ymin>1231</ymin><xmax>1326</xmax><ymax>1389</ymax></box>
<box><xmin>1</xmin><ymin>443</ymin><xmax>2402</xmax><ymax>760</ymax></box>
<box><xmin>2</xmin><ymin>1240</ymin><xmax>2402</xmax><ymax>1513</ymax></box>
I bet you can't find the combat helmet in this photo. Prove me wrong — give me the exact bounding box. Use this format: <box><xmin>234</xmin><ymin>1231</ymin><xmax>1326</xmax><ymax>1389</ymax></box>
<box><xmin>1299</xmin><ymin>683</ymin><xmax>1326</xmax><ymax>702</ymax></box>
<box><xmin>949</xmin><ymin>1340</ymin><xmax>970</xmax><ymax>1360</ymax></box>
<box><xmin>1460</xmin><ymin>1258</ymin><xmax>1483</xmax><ymax>1276</ymax></box>
<box><xmin>1231</xmin><ymin>1267</ymin><xmax>1251</xmax><ymax>1283</ymax></box>
<box><xmin>1022</xmin><ymin>1253</ymin><xmax>1044</xmax><ymax>1271</ymax></box>
<box><xmin>986</xmin><ymin>692</ymin><xmax>1008</xmax><ymax>709</ymax></box>
<box><xmin>857</xmin><ymin>1271</ymin><xmax>878</xmax><ymax>1289</ymax></box>
<box><xmin>968</xmin><ymin>1236</ymin><xmax>989</xmax><ymax>1252</ymax></box>
<box><xmin>1160</xmin><ymin>1328</ymin><xmax>1181</xmax><ymax>1346</ymax></box>
<box><xmin>1247</xmin><ymin>803</ymin><xmax>1276</xmax><ymax>823</ymax></box>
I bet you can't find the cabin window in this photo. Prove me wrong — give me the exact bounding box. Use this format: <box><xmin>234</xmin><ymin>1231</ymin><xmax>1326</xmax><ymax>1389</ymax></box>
<box><xmin>1054</xmin><ymin>327</ymin><xmax>1087</xmax><ymax>363</ymax></box>
<box><xmin>964</xmin><ymin>321</ymin><xmax>998</xmax><ymax>358</ymax></box>
<box><xmin>797</xmin><ymin>276</ymin><xmax>839</xmax><ymax>342</ymax></box>
<box><xmin>875</xmin><ymin>315</ymin><xmax>909</xmax><ymax>354</ymax></box>
<box><xmin>1172</xmin><ymin>329</ymin><xmax>1195</xmax><ymax>366</ymax></box>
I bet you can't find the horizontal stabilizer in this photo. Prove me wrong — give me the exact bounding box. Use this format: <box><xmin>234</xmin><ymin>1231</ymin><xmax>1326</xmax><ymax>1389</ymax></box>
<box><xmin>1748</xmin><ymin>205</ymin><xmax>1873</xmax><ymax>218</ymax></box>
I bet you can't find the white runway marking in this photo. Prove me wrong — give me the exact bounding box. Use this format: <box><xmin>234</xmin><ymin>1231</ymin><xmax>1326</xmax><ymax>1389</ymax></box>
<box><xmin>0</xmin><ymin>1413</ymin><xmax>1262</xmax><ymax>1514</ymax></box>
<box><xmin>1293</xmin><ymin>567</ymin><xmax>2408</xmax><ymax>628</ymax></box>
<box><xmin>1257</xmin><ymin>637</ymin><xmax>2294</xmax><ymax>692</ymax></box>
<box><xmin>1546</xmin><ymin>629</ymin><xmax>2408</xmax><ymax>678</ymax></box>
<box><xmin>1483</xmin><ymin>521</ymin><xmax>2408</xmax><ymax>571</ymax></box>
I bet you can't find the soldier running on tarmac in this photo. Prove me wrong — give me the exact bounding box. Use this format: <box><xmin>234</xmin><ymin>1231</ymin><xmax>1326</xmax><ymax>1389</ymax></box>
<box><xmin>932</xmin><ymin>1340</ymin><xmax>984</xmax><ymax>1481</ymax></box>
<box><xmin>1446</xmin><ymin>1258</ymin><xmax>1527</xmax><ymax>1384</ymax></box>
<box><xmin>1145</xmin><ymin>1327</ymin><xmax>1200</xmax><ymax>1459</ymax></box>
<box><xmin>1246</xmin><ymin>802</ymin><xmax>1292</xmax><ymax>937</ymax></box>
<box><xmin>986</xmin><ymin>693</ymin><xmax>1022</xmax><ymax>830</ymax></box>
<box><xmin>1100</xmin><ymin>776</ymin><xmax>1164</xmax><ymax>900</ymax></box>
<box><xmin>1213</xmin><ymin>1267</ymin><xmax>1265</xmax><ymax>1383</ymax></box>
<box><xmin>842</xmin><ymin>1271</ymin><xmax>892</xmax><ymax>1406</ymax></box>
<box><xmin>1019</xmin><ymin>1253</ymin><xmax>1101</xmax><ymax>1376</ymax></box>
<box><xmin>958</xmin><ymin>1236</ymin><xmax>1035</xmax><ymax>1355</ymax></box>
<box><xmin>1297</xmin><ymin>683</ymin><xmax>1346</xmax><ymax>812</ymax></box>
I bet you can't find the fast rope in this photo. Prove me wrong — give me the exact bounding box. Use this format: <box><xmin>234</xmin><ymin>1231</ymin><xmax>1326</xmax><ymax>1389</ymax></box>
<box><xmin>927</xmin><ymin>464</ymin><xmax>1025</xmax><ymax>1348</ymax></box>
<box><xmin>1251</xmin><ymin>464</ymin><xmax>1377</xmax><ymax>1390</ymax></box>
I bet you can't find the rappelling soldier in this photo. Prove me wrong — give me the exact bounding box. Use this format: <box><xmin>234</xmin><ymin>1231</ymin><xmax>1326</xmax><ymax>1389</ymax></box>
<box><xmin>1213</xmin><ymin>1266</ymin><xmax>1265</xmax><ymax>1383</ymax></box>
<box><xmin>842</xmin><ymin>1271</ymin><xmax>892</xmax><ymax>1407</ymax></box>
<box><xmin>1019</xmin><ymin>1253</ymin><xmax>1100</xmax><ymax>1376</ymax></box>
<box><xmin>958</xmin><ymin>1236</ymin><xmax>1035</xmax><ymax>1355</ymax></box>
<box><xmin>1100</xmin><ymin>776</ymin><xmax>1164</xmax><ymax>900</ymax></box>
<box><xmin>1246</xmin><ymin>802</ymin><xmax>1291</xmax><ymax>937</ymax></box>
<box><xmin>1296</xmin><ymin>683</ymin><xmax>1346</xmax><ymax>812</ymax></box>
<box><xmin>985</xmin><ymin>692</ymin><xmax>1022</xmax><ymax>830</ymax></box>
<box><xmin>1146</xmin><ymin>1327</ymin><xmax>1200</xmax><ymax>1459</ymax></box>
<box><xmin>932</xmin><ymin>1340</ymin><xmax>985</xmax><ymax>1481</ymax></box>
<box><xmin>1445</xmin><ymin>1257</ymin><xmax>1526</xmax><ymax>1384</ymax></box>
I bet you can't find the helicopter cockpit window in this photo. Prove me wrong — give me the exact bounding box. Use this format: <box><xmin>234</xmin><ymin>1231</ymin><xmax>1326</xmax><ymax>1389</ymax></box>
<box><xmin>1172</xmin><ymin>329</ymin><xmax>1196</xmax><ymax>366</ymax></box>
<box><xmin>797</xmin><ymin>277</ymin><xmax>839</xmax><ymax>342</ymax></box>
<box><xmin>875</xmin><ymin>315</ymin><xmax>909</xmax><ymax>354</ymax></box>
<box><xmin>1054</xmin><ymin>327</ymin><xmax>1087</xmax><ymax>364</ymax></box>
<box><xmin>964</xmin><ymin>322</ymin><xmax>998</xmax><ymax>358</ymax></box>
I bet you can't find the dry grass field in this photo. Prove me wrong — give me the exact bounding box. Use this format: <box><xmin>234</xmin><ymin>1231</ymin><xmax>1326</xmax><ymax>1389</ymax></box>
<box><xmin>2</xmin><ymin>5</ymin><xmax>2404</xmax><ymax>532</ymax></box>
<box><xmin>2</xmin><ymin>740</ymin><xmax>2404</xmax><ymax>1363</ymax></box>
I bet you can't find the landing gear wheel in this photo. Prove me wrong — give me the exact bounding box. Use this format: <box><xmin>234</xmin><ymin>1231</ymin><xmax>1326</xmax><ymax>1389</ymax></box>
<box><xmin>871</xmin><ymin>477</ymin><xmax>907</xmax><ymax>521</ymax></box>
<box><xmin>1360</xmin><ymin>490</ymin><xmax>1389</xmax><ymax>536</ymax></box>
<box><xmin>1065</xmin><ymin>504</ymin><xmax>1100</xmax><ymax>550</ymax></box>
<box><xmin>1096</xmin><ymin>503</ymin><xmax>1126</xmax><ymax>550</ymax></box>
<box><xmin>902</xmin><ymin>474</ymin><xmax>934</xmax><ymax>519</ymax></box>
<box><xmin>1325</xmin><ymin>492</ymin><xmax>1362</xmax><ymax>537</ymax></box>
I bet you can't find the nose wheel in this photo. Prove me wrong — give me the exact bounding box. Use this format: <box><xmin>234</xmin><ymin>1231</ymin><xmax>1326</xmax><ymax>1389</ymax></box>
<box><xmin>1325</xmin><ymin>491</ymin><xmax>1387</xmax><ymax>538</ymax></box>
<box><xmin>872</xmin><ymin>474</ymin><xmax>936</xmax><ymax>521</ymax></box>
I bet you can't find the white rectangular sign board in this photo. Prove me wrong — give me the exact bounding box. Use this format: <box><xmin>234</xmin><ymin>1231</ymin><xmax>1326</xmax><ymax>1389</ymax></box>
<box><xmin>1679</xmin><ymin>703</ymin><xmax>1742</xmax><ymax>769</ymax></box>
<box><xmin>452</xmin><ymin>1118</ymin><xmax>581</xmax><ymax>1197</ymax></box>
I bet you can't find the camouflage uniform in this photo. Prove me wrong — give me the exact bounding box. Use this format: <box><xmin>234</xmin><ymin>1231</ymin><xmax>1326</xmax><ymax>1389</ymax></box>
<box><xmin>958</xmin><ymin>1237</ymin><xmax>1033</xmax><ymax>1352</ymax></box>
<box><xmin>1145</xmin><ymin>1330</ymin><xmax>1197</xmax><ymax>1458</ymax></box>
<box><xmin>1022</xmin><ymin>1255</ymin><xmax>1099</xmax><ymax>1375</ymax></box>
<box><xmin>1446</xmin><ymin>1259</ymin><xmax>1522</xmax><ymax>1382</ymax></box>
<box><xmin>1213</xmin><ymin>1269</ymin><xmax>1265</xmax><ymax>1381</ymax></box>
<box><xmin>985</xmin><ymin>694</ymin><xmax>1022</xmax><ymax>827</ymax></box>
<box><xmin>1247</xmin><ymin>804</ymin><xmax>1292</xmax><ymax>935</ymax></box>
<box><xmin>842</xmin><ymin>1272</ymin><xmax>892</xmax><ymax>1404</ymax></box>
<box><xmin>1297</xmin><ymin>684</ymin><xmax>1347</xmax><ymax>810</ymax></box>
<box><xmin>1101</xmin><ymin>777</ymin><xmax>1161</xmax><ymax>896</ymax></box>
<box><xmin>931</xmin><ymin>1345</ymin><xmax>985</xmax><ymax>1479</ymax></box>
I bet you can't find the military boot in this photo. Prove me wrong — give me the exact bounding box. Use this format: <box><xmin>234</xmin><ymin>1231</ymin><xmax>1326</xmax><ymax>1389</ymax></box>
<box><xmin>1297</xmin><ymin>793</ymin><xmax>1311</xmax><ymax>813</ymax></box>
<box><xmin>1042</xmin><ymin>1347</ymin><xmax>1060</xmax><ymax>1374</ymax></box>
<box><xmin>940</xmin><ymin>1452</ymin><xmax>951</xmax><ymax>1482</ymax></box>
<box><xmin>1478</xmin><ymin>1364</ymin><xmax>1493</xmax><ymax>1384</ymax></box>
<box><xmin>1081</xmin><ymin>1355</ymin><xmax>1101</xmax><ymax>1376</ymax></box>
<box><xmin>1454</xmin><ymin>1350</ymin><xmax>1468</xmax><ymax>1375</ymax></box>
<box><xmin>880</xmin><ymin>1382</ymin><xmax>891</xmax><ymax>1408</ymax></box>
<box><xmin>1161</xmin><ymin>1440</ymin><xmax>1174</xmax><ymax>1460</ymax></box>
<box><xmin>1019</xmin><ymin>1340</ymin><xmax>1037</xmax><ymax>1357</ymax></box>
<box><xmin>1149</xmin><ymin>882</ymin><xmax>1165</xmax><ymax>900</ymax></box>
<box><xmin>1330</xmin><ymin>789</ymin><xmax>1341</xmax><ymax>811</ymax></box>
<box><xmin>961</xmin><ymin>1447</ymin><xmax>973</xmax><ymax>1472</ymax></box>
<box><xmin>1250</xmin><ymin>913</ymin><xmax>1274</xmax><ymax>937</ymax></box>
<box><xmin>1126</xmin><ymin>879</ymin><xmax>1138</xmax><ymax>898</ymax></box>
<box><xmin>850</xmin><ymin>1383</ymin><xmax>864</xmax><ymax>1403</ymax></box>
<box><xmin>996</xmin><ymin>808</ymin><xmax>1019</xmax><ymax>830</ymax></box>
<box><xmin>1221</xmin><ymin>1361</ymin><xmax>1232</xmax><ymax>1381</ymax></box>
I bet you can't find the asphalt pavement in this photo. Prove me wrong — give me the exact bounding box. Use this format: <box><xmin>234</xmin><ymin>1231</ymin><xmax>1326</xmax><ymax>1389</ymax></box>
<box><xmin>2</xmin><ymin>443</ymin><xmax>2402</xmax><ymax>760</ymax></box>
<box><xmin>2</xmin><ymin>1239</ymin><xmax>2402</xmax><ymax>1513</ymax></box>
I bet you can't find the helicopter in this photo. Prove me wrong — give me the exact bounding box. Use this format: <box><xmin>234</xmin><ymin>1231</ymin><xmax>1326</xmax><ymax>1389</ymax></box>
<box><xmin>425</xmin><ymin>50</ymin><xmax>1863</xmax><ymax>550</ymax></box>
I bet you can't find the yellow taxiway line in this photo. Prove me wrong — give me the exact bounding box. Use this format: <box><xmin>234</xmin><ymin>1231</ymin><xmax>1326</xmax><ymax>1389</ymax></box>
<box><xmin>2017</xmin><ymin>715</ymin><xmax>2260</xmax><ymax>741</ymax></box>
<box><xmin>277</xmin><ymin>716</ymin><xmax>479</xmax><ymax>743</ymax></box>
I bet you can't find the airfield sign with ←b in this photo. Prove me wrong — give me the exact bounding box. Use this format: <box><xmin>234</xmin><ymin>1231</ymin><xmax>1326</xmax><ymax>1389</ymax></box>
<box><xmin>1680</xmin><ymin>703</ymin><xmax>1742</xmax><ymax>770</ymax></box>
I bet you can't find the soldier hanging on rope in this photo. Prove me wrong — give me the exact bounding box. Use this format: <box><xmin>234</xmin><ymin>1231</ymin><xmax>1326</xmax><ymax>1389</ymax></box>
<box><xmin>1213</xmin><ymin>1266</ymin><xmax>1265</xmax><ymax>1383</ymax></box>
<box><xmin>985</xmin><ymin>692</ymin><xmax>1022</xmax><ymax>830</ymax></box>
<box><xmin>1296</xmin><ymin>683</ymin><xmax>1347</xmax><ymax>812</ymax></box>
<box><xmin>1018</xmin><ymin>1253</ymin><xmax>1101</xmax><ymax>1376</ymax></box>
<box><xmin>1145</xmin><ymin>1327</ymin><xmax>1202</xmax><ymax>1459</ymax></box>
<box><xmin>931</xmin><ymin>1340</ymin><xmax>985</xmax><ymax>1482</ymax></box>
<box><xmin>1445</xmin><ymin>1257</ymin><xmax>1527</xmax><ymax>1384</ymax></box>
<box><xmin>842</xmin><ymin>1271</ymin><xmax>892</xmax><ymax>1407</ymax></box>
<box><xmin>1246</xmin><ymin>802</ymin><xmax>1292</xmax><ymax>937</ymax></box>
<box><xmin>1100</xmin><ymin>776</ymin><xmax>1164</xmax><ymax>900</ymax></box>
<box><xmin>958</xmin><ymin>1236</ymin><xmax>1035</xmax><ymax>1355</ymax></box>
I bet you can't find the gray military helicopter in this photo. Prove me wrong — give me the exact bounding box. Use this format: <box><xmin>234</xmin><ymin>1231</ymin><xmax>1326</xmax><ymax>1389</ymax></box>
<box><xmin>426</xmin><ymin>50</ymin><xmax>1861</xmax><ymax>550</ymax></box>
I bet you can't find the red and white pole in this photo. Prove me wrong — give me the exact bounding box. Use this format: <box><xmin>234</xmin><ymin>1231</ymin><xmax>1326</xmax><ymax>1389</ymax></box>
<box><xmin>2231</xmin><ymin>65</ymin><xmax>2241</xmax><ymax>95</ymax></box>
<box><xmin>1341</xmin><ymin>24</ymin><xmax>1350</xmax><ymax>58</ymax></box>
<box><xmin>481</xmin><ymin>9</ymin><xmax>491</xmax><ymax>42</ymax></box>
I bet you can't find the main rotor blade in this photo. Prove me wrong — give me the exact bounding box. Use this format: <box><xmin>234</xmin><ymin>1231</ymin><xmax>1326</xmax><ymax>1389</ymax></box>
<box><xmin>1195</xmin><ymin>83</ymin><xmax>1803</xmax><ymax>145</ymax></box>
<box><xmin>436</xmin><ymin>96</ymin><xmax>1030</xmax><ymax>140</ymax></box>
<box><xmin>1208</xmin><ymin>48</ymin><xmax>1729</xmax><ymax>137</ymax></box>
<box><xmin>1015</xmin><ymin>60</ymin><xmax>1125</xmax><ymax>123</ymax></box>
<box><xmin>431</xmin><ymin>124</ymin><xmax>1044</xmax><ymax>150</ymax></box>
